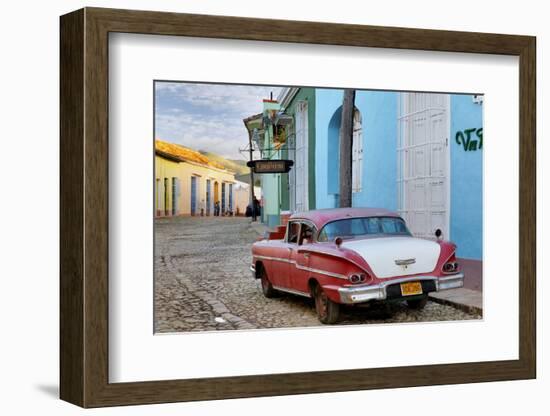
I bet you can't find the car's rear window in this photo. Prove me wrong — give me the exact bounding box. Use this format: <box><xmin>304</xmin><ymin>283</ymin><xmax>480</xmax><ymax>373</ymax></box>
<box><xmin>317</xmin><ymin>216</ymin><xmax>411</xmax><ymax>242</ymax></box>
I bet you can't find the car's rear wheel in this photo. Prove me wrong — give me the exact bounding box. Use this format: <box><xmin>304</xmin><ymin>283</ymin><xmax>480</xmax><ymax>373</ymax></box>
<box><xmin>259</xmin><ymin>267</ymin><xmax>276</xmax><ymax>298</ymax></box>
<box><xmin>407</xmin><ymin>295</ymin><xmax>428</xmax><ymax>310</ymax></box>
<box><xmin>313</xmin><ymin>284</ymin><xmax>340</xmax><ymax>324</ymax></box>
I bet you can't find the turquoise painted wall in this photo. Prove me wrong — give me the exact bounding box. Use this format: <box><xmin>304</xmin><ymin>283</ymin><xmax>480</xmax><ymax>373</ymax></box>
<box><xmin>315</xmin><ymin>89</ymin><xmax>482</xmax><ymax>260</ymax></box>
<box><xmin>450</xmin><ymin>95</ymin><xmax>483</xmax><ymax>259</ymax></box>
<box><xmin>354</xmin><ymin>91</ymin><xmax>398</xmax><ymax>210</ymax></box>
<box><xmin>280</xmin><ymin>88</ymin><xmax>316</xmax><ymax>211</ymax></box>
<box><xmin>315</xmin><ymin>88</ymin><xmax>342</xmax><ymax>208</ymax></box>
<box><xmin>315</xmin><ymin>89</ymin><xmax>397</xmax><ymax>211</ymax></box>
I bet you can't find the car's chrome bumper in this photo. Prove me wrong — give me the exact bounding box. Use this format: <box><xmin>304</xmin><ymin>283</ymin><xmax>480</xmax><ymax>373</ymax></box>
<box><xmin>338</xmin><ymin>273</ymin><xmax>464</xmax><ymax>304</ymax></box>
<box><xmin>250</xmin><ymin>265</ymin><xmax>256</xmax><ymax>278</ymax></box>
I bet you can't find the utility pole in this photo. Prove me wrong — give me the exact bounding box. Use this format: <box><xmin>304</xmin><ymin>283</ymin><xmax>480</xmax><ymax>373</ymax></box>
<box><xmin>246</xmin><ymin>126</ymin><xmax>257</xmax><ymax>221</ymax></box>
<box><xmin>339</xmin><ymin>89</ymin><xmax>356</xmax><ymax>208</ymax></box>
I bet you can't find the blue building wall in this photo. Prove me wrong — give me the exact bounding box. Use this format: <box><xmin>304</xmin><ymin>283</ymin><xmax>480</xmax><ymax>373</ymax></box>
<box><xmin>354</xmin><ymin>91</ymin><xmax>398</xmax><ymax>210</ymax></box>
<box><xmin>315</xmin><ymin>90</ymin><xmax>482</xmax><ymax>260</ymax></box>
<box><xmin>315</xmin><ymin>89</ymin><xmax>397</xmax><ymax>211</ymax></box>
<box><xmin>315</xmin><ymin>88</ymin><xmax>342</xmax><ymax>208</ymax></box>
<box><xmin>450</xmin><ymin>95</ymin><xmax>483</xmax><ymax>259</ymax></box>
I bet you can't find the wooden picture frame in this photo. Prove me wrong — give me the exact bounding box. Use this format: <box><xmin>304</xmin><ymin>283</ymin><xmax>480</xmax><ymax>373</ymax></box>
<box><xmin>60</xmin><ymin>7</ymin><xmax>536</xmax><ymax>408</ymax></box>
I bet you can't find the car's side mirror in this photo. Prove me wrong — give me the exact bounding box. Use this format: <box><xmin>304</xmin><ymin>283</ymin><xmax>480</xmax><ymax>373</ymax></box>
<box><xmin>435</xmin><ymin>229</ymin><xmax>443</xmax><ymax>240</ymax></box>
<box><xmin>334</xmin><ymin>236</ymin><xmax>343</xmax><ymax>248</ymax></box>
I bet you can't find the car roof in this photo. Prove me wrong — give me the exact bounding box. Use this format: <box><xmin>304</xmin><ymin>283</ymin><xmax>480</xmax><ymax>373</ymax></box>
<box><xmin>289</xmin><ymin>207</ymin><xmax>401</xmax><ymax>229</ymax></box>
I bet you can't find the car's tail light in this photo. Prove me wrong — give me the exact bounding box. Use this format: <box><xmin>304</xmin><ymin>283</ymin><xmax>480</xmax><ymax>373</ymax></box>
<box><xmin>442</xmin><ymin>253</ymin><xmax>459</xmax><ymax>274</ymax></box>
<box><xmin>348</xmin><ymin>273</ymin><xmax>368</xmax><ymax>284</ymax></box>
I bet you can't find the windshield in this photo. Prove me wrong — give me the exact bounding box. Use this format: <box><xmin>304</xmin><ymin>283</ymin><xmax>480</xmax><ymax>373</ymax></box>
<box><xmin>317</xmin><ymin>216</ymin><xmax>411</xmax><ymax>242</ymax></box>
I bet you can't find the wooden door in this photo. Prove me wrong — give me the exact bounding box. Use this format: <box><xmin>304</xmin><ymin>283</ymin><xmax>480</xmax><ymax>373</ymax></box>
<box><xmin>398</xmin><ymin>93</ymin><xmax>449</xmax><ymax>239</ymax></box>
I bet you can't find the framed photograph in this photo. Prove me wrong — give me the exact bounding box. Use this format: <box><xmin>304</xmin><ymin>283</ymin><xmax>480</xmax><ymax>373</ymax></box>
<box><xmin>60</xmin><ymin>7</ymin><xmax>536</xmax><ymax>408</ymax></box>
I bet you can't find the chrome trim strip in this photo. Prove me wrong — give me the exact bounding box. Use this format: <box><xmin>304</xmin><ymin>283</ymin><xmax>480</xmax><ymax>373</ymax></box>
<box><xmin>253</xmin><ymin>255</ymin><xmax>348</xmax><ymax>280</ymax></box>
<box><xmin>337</xmin><ymin>273</ymin><xmax>464</xmax><ymax>304</ymax></box>
<box><xmin>439</xmin><ymin>273</ymin><xmax>464</xmax><ymax>282</ymax></box>
<box><xmin>294</xmin><ymin>263</ymin><xmax>347</xmax><ymax>280</ymax></box>
<box><xmin>253</xmin><ymin>255</ymin><xmax>292</xmax><ymax>263</ymax></box>
<box><xmin>296</xmin><ymin>247</ymin><xmax>372</xmax><ymax>278</ymax></box>
<box><xmin>378</xmin><ymin>275</ymin><xmax>438</xmax><ymax>287</ymax></box>
<box><xmin>438</xmin><ymin>273</ymin><xmax>465</xmax><ymax>290</ymax></box>
<box><xmin>272</xmin><ymin>285</ymin><xmax>311</xmax><ymax>298</ymax></box>
<box><xmin>394</xmin><ymin>258</ymin><xmax>416</xmax><ymax>266</ymax></box>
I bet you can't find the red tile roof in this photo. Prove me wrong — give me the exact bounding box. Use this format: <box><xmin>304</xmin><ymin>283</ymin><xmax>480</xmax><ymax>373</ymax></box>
<box><xmin>155</xmin><ymin>139</ymin><xmax>227</xmax><ymax>171</ymax></box>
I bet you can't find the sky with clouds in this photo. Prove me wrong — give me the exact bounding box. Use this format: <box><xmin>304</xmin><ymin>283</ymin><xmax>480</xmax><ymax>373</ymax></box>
<box><xmin>155</xmin><ymin>82</ymin><xmax>282</xmax><ymax>160</ymax></box>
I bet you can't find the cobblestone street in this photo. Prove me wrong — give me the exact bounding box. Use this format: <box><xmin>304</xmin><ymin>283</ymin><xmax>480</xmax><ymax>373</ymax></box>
<box><xmin>154</xmin><ymin>217</ymin><xmax>481</xmax><ymax>333</ymax></box>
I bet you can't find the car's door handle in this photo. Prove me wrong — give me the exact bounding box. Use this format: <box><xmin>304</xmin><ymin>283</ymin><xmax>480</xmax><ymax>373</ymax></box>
<box><xmin>303</xmin><ymin>253</ymin><xmax>310</xmax><ymax>258</ymax></box>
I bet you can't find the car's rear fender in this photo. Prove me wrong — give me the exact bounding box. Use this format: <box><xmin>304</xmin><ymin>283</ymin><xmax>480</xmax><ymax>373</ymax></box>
<box><xmin>307</xmin><ymin>279</ymin><xmax>341</xmax><ymax>303</ymax></box>
<box><xmin>299</xmin><ymin>245</ymin><xmax>374</xmax><ymax>277</ymax></box>
<box><xmin>320</xmin><ymin>284</ymin><xmax>342</xmax><ymax>303</ymax></box>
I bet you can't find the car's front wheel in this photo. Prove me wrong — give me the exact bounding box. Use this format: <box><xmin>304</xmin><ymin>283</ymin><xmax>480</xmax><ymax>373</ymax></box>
<box><xmin>259</xmin><ymin>267</ymin><xmax>276</xmax><ymax>298</ymax></box>
<box><xmin>406</xmin><ymin>295</ymin><xmax>428</xmax><ymax>310</ymax></box>
<box><xmin>313</xmin><ymin>284</ymin><xmax>340</xmax><ymax>324</ymax></box>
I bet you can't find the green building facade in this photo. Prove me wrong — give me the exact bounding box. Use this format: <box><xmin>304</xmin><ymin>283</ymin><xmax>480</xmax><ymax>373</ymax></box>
<box><xmin>244</xmin><ymin>88</ymin><xmax>317</xmax><ymax>227</ymax></box>
<box><xmin>279</xmin><ymin>87</ymin><xmax>316</xmax><ymax>214</ymax></box>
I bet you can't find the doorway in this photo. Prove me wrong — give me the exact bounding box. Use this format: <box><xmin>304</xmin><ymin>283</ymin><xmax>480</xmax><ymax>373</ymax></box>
<box><xmin>206</xmin><ymin>179</ymin><xmax>211</xmax><ymax>216</ymax></box>
<box><xmin>397</xmin><ymin>92</ymin><xmax>450</xmax><ymax>239</ymax></box>
<box><xmin>190</xmin><ymin>176</ymin><xmax>197</xmax><ymax>216</ymax></box>
<box><xmin>171</xmin><ymin>177</ymin><xmax>179</xmax><ymax>216</ymax></box>
<box><xmin>164</xmin><ymin>178</ymin><xmax>169</xmax><ymax>216</ymax></box>
<box><xmin>221</xmin><ymin>183</ymin><xmax>226</xmax><ymax>214</ymax></box>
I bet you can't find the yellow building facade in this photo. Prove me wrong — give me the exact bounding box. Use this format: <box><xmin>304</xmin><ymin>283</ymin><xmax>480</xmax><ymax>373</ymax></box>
<box><xmin>155</xmin><ymin>140</ymin><xmax>237</xmax><ymax>217</ymax></box>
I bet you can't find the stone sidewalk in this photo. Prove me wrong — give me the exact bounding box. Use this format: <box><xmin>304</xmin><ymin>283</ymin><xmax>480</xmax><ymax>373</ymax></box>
<box><xmin>429</xmin><ymin>288</ymin><xmax>482</xmax><ymax>315</ymax></box>
<box><xmin>249</xmin><ymin>220</ymin><xmax>269</xmax><ymax>237</ymax></box>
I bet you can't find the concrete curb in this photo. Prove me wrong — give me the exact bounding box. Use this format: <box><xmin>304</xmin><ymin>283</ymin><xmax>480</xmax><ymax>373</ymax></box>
<box><xmin>249</xmin><ymin>221</ymin><xmax>269</xmax><ymax>237</ymax></box>
<box><xmin>429</xmin><ymin>288</ymin><xmax>483</xmax><ymax>316</ymax></box>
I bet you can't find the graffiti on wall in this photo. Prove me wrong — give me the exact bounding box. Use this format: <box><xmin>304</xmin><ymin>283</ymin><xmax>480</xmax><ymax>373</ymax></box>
<box><xmin>455</xmin><ymin>128</ymin><xmax>483</xmax><ymax>151</ymax></box>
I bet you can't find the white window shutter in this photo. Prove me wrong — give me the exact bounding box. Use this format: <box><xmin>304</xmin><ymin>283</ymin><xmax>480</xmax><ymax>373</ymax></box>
<box><xmin>352</xmin><ymin>110</ymin><xmax>363</xmax><ymax>193</ymax></box>
<box><xmin>294</xmin><ymin>100</ymin><xmax>309</xmax><ymax>212</ymax></box>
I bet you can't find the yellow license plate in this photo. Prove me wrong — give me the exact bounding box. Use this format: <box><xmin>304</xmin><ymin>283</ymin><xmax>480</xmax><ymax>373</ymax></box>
<box><xmin>400</xmin><ymin>281</ymin><xmax>423</xmax><ymax>296</ymax></box>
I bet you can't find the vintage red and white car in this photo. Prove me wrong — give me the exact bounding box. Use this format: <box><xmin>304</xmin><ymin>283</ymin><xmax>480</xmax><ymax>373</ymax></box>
<box><xmin>251</xmin><ymin>208</ymin><xmax>464</xmax><ymax>324</ymax></box>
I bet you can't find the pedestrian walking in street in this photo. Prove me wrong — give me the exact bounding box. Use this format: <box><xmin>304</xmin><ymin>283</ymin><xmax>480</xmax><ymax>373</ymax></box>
<box><xmin>254</xmin><ymin>197</ymin><xmax>261</xmax><ymax>218</ymax></box>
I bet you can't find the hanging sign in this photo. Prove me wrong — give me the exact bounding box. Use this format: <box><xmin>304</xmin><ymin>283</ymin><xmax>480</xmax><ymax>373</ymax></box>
<box><xmin>247</xmin><ymin>159</ymin><xmax>294</xmax><ymax>174</ymax></box>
